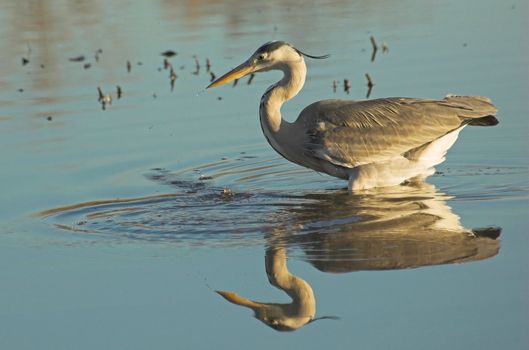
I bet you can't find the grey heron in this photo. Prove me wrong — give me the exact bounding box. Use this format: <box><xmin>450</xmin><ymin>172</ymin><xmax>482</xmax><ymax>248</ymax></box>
<box><xmin>207</xmin><ymin>41</ymin><xmax>498</xmax><ymax>190</ymax></box>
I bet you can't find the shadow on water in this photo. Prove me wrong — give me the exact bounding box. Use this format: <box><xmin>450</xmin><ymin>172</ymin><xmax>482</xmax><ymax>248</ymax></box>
<box><xmin>35</xmin><ymin>155</ymin><xmax>515</xmax><ymax>331</ymax></box>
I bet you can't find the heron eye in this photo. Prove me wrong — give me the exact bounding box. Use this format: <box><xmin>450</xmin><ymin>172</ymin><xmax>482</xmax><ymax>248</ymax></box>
<box><xmin>258</xmin><ymin>54</ymin><xmax>266</xmax><ymax>60</ymax></box>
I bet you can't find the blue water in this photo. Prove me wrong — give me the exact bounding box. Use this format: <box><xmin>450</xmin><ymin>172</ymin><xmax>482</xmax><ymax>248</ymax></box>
<box><xmin>0</xmin><ymin>0</ymin><xmax>527</xmax><ymax>349</ymax></box>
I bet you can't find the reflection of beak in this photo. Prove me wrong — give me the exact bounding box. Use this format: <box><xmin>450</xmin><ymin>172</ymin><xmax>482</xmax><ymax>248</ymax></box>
<box><xmin>207</xmin><ymin>61</ymin><xmax>254</xmax><ymax>88</ymax></box>
<box><xmin>216</xmin><ymin>290</ymin><xmax>260</xmax><ymax>308</ymax></box>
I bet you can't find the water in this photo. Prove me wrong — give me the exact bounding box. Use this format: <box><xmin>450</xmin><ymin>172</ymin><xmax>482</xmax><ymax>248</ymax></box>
<box><xmin>0</xmin><ymin>0</ymin><xmax>527</xmax><ymax>348</ymax></box>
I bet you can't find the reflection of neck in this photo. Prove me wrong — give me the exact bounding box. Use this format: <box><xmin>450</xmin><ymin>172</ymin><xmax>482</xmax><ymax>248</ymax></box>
<box><xmin>265</xmin><ymin>246</ymin><xmax>315</xmax><ymax>318</ymax></box>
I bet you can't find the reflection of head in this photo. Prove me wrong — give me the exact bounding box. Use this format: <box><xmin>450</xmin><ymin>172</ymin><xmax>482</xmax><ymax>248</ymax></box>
<box><xmin>216</xmin><ymin>290</ymin><xmax>312</xmax><ymax>331</ymax></box>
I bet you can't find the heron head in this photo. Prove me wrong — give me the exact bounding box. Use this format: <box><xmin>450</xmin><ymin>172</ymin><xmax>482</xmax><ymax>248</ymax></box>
<box><xmin>207</xmin><ymin>41</ymin><xmax>329</xmax><ymax>88</ymax></box>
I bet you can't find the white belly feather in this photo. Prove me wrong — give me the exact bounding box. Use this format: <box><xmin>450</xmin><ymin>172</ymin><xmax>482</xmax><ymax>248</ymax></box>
<box><xmin>348</xmin><ymin>126</ymin><xmax>465</xmax><ymax>190</ymax></box>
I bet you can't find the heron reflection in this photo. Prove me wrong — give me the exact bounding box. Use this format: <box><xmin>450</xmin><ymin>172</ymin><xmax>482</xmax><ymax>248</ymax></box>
<box><xmin>217</xmin><ymin>241</ymin><xmax>327</xmax><ymax>332</ymax></box>
<box><xmin>216</xmin><ymin>182</ymin><xmax>500</xmax><ymax>331</ymax></box>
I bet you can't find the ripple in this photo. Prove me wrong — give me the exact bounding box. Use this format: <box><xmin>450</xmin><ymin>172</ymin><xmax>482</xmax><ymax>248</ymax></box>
<box><xmin>434</xmin><ymin>165</ymin><xmax>528</xmax><ymax>201</ymax></box>
<box><xmin>37</xmin><ymin>154</ymin><xmax>525</xmax><ymax>255</ymax></box>
<box><xmin>37</xmin><ymin>155</ymin><xmax>319</xmax><ymax>247</ymax></box>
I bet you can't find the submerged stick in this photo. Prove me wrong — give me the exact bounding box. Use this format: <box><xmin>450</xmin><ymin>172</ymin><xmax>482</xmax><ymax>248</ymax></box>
<box><xmin>365</xmin><ymin>73</ymin><xmax>374</xmax><ymax>87</ymax></box>
<box><xmin>370</xmin><ymin>35</ymin><xmax>378</xmax><ymax>62</ymax></box>
<box><xmin>365</xmin><ymin>73</ymin><xmax>374</xmax><ymax>98</ymax></box>
<box><xmin>97</xmin><ymin>87</ymin><xmax>104</xmax><ymax>101</ymax></box>
<box><xmin>343</xmin><ymin>79</ymin><xmax>350</xmax><ymax>94</ymax></box>
<box><xmin>170</xmin><ymin>67</ymin><xmax>177</xmax><ymax>91</ymax></box>
<box><xmin>247</xmin><ymin>73</ymin><xmax>255</xmax><ymax>85</ymax></box>
<box><xmin>192</xmin><ymin>55</ymin><xmax>200</xmax><ymax>75</ymax></box>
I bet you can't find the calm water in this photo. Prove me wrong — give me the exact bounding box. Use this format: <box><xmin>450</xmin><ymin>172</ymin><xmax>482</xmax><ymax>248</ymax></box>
<box><xmin>1</xmin><ymin>0</ymin><xmax>527</xmax><ymax>348</ymax></box>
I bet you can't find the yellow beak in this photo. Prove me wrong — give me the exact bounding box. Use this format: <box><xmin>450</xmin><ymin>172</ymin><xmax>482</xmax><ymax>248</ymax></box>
<box><xmin>216</xmin><ymin>290</ymin><xmax>260</xmax><ymax>308</ymax></box>
<box><xmin>207</xmin><ymin>61</ymin><xmax>254</xmax><ymax>89</ymax></box>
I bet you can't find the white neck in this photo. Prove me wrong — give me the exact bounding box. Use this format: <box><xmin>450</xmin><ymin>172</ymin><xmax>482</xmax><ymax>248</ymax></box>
<box><xmin>259</xmin><ymin>57</ymin><xmax>307</xmax><ymax>134</ymax></box>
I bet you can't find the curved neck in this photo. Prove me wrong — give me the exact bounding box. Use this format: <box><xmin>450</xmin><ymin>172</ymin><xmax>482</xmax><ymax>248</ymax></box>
<box><xmin>265</xmin><ymin>246</ymin><xmax>315</xmax><ymax>313</ymax></box>
<box><xmin>259</xmin><ymin>58</ymin><xmax>307</xmax><ymax>133</ymax></box>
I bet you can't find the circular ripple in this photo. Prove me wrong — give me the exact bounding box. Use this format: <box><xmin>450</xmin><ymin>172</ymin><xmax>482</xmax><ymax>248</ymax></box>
<box><xmin>38</xmin><ymin>154</ymin><xmax>526</xmax><ymax>254</ymax></box>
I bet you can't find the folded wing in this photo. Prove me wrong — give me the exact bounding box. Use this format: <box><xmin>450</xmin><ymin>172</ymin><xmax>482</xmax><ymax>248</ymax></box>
<box><xmin>300</xmin><ymin>96</ymin><xmax>497</xmax><ymax>167</ymax></box>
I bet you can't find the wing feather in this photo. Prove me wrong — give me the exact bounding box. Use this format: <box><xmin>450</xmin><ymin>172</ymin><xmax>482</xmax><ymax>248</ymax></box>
<box><xmin>299</xmin><ymin>96</ymin><xmax>496</xmax><ymax>167</ymax></box>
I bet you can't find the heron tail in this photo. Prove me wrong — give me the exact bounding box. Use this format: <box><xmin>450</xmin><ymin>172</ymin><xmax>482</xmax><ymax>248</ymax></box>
<box><xmin>467</xmin><ymin>115</ymin><xmax>499</xmax><ymax>126</ymax></box>
<box><xmin>442</xmin><ymin>95</ymin><xmax>499</xmax><ymax>126</ymax></box>
<box><xmin>471</xmin><ymin>226</ymin><xmax>502</xmax><ymax>239</ymax></box>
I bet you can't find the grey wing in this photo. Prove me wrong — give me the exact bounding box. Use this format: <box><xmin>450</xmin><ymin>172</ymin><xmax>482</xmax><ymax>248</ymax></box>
<box><xmin>298</xmin><ymin>96</ymin><xmax>497</xmax><ymax>167</ymax></box>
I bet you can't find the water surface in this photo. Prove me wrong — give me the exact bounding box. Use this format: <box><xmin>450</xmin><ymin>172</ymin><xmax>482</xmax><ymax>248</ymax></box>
<box><xmin>0</xmin><ymin>0</ymin><xmax>527</xmax><ymax>349</ymax></box>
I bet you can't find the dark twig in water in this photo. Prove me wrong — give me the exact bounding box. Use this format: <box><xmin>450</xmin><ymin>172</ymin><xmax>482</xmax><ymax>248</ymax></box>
<box><xmin>97</xmin><ymin>87</ymin><xmax>104</xmax><ymax>101</ymax></box>
<box><xmin>170</xmin><ymin>67</ymin><xmax>177</xmax><ymax>91</ymax></box>
<box><xmin>95</xmin><ymin>48</ymin><xmax>103</xmax><ymax>62</ymax></box>
<box><xmin>332</xmin><ymin>80</ymin><xmax>337</xmax><ymax>93</ymax></box>
<box><xmin>206</xmin><ymin>58</ymin><xmax>211</xmax><ymax>73</ymax></box>
<box><xmin>116</xmin><ymin>85</ymin><xmax>122</xmax><ymax>99</ymax></box>
<box><xmin>161</xmin><ymin>50</ymin><xmax>177</xmax><ymax>58</ymax></box>
<box><xmin>233</xmin><ymin>79</ymin><xmax>239</xmax><ymax>87</ymax></box>
<box><xmin>192</xmin><ymin>55</ymin><xmax>200</xmax><ymax>75</ymax></box>
<box><xmin>382</xmin><ymin>42</ymin><xmax>389</xmax><ymax>53</ymax></box>
<box><xmin>83</xmin><ymin>63</ymin><xmax>91</xmax><ymax>69</ymax></box>
<box><xmin>97</xmin><ymin>87</ymin><xmax>112</xmax><ymax>110</ymax></box>
<box><xmin>365</xmin><ymin>73</ymin><xmax>374</xmax><ymax>98</ymax></box>
<box><xmin>68</xmin><ymin>55</ymin><xmax>85</xmax><ymax>62</ymax></box>
<box><xmin>365</xmin><ymin>73</ymin><xmax>374</xmax><ymax>87</ymax></box>
<box><xmin>22</xmin><ymin>44</ymin><xmax>31</xmax><ymax>66</ymax></box>
<box><xmin>370</xmin><ymin>35</ymin><xmax>378</xmax><ymax>62</ymax></box>
<box><xmin>210</xmin><ymin>71</ymin><xmax>216</xmax><ymax>82</ymax></box>
<box><xmin>163</xmin><ymin>58</ymin><xmax>170</xmax><ymax>70</ymax></box>
<box><xmin>247</xmin><ymin>73</ymin><xmax>255</xmax><ymax>85</ymax></box>
<box><xmin>127</xmin><ymin>60</ymin><xmax>131</xmax><ymax>73</ymax></box>
<box><xmin>343</xmin><ymin>79</ymin><xmax>350</xmax><ymax>94</ymax></box>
